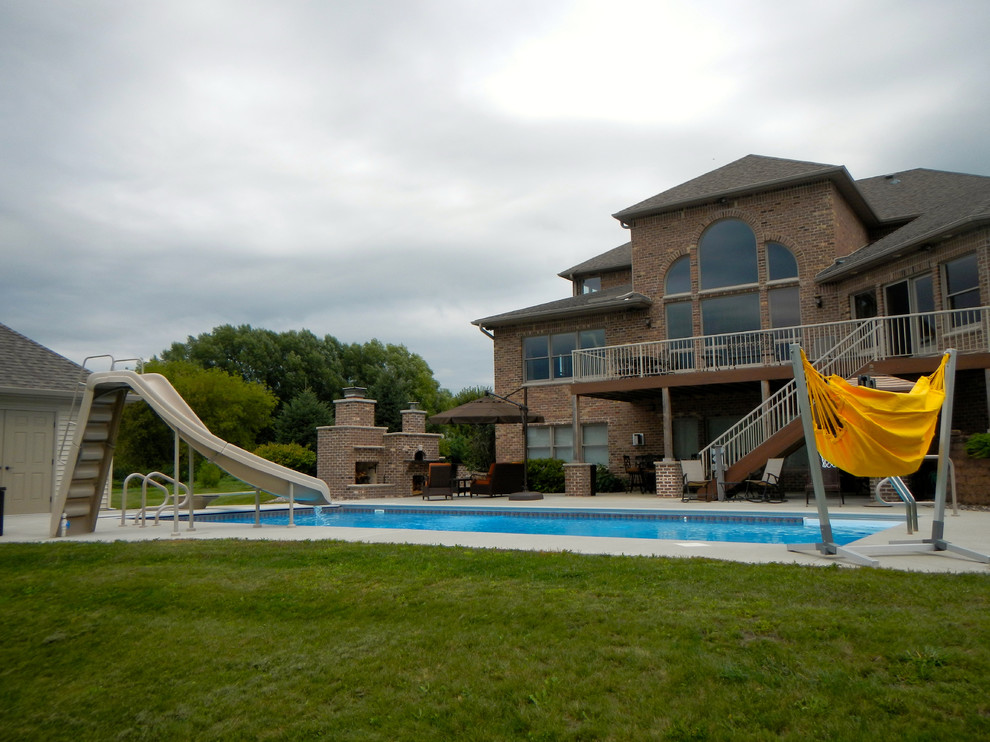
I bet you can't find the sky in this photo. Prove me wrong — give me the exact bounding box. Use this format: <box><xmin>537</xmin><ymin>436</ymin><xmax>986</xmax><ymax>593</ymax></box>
<box><xmin>3</xmin><ymin>0</ymin><xmax>989</xmax><ymax>394</ymax></box>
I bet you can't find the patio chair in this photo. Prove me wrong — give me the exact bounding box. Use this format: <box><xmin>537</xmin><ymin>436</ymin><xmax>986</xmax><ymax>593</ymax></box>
<box><xmin>744</xmin><ymin>458</ymin><xmax>786</xmax><ymax>502</ymax></box>
<box><xmin>470</xmin><ymin>462</ymin><xmax>525</xmax><ymax>497</ymax></box>
<box><xmin>422</xmin><ymin>463</ymin><xmax>454</xmax><ymax>500</ymax></box>
<box><xmin>680</xmin><ymin>460</ymin><xmax>712</xmax><ymax>502</ymax></box>
<box><xmin>623</xmin><ymin>455</ymin><xmax>645</xmax><ymax>493</ymax></box>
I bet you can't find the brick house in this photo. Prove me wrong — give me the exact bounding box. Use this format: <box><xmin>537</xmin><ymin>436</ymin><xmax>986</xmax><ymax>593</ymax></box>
<box><xmin>472</xmin><ymin>155</ymin><xmax>990</xmax><ymax>495</ymax></box>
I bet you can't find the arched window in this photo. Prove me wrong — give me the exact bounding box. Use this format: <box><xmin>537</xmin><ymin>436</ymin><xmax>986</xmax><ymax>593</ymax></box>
<box><xmin>665</xmin><ymin>256</ymin><xmax>691</xmax><ymax>295</ymax></box>
<box><xmin>767</xmin><ymin>243</ymin><xmax>799</xmax><ymax>328</ymax></box>
<box><xmin>699</xmin><ymin>219</ymin><xmax>757</xmax><ymax>290</ymax></box>
<box><xmin>767</xmin><ymin>242</ymin><xmax>798</xmax><ymax>281</ymax></box>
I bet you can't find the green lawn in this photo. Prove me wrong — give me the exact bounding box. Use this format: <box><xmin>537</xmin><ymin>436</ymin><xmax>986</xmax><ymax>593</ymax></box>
<box><xmin>1</xmin><ymin>540</ymin><xmax>988</xmax><ymax>740</ymax></box>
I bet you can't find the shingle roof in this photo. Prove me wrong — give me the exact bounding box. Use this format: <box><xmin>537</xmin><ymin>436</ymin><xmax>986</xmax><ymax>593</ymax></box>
<box><xmin>0</xmin><ymin>323</ymin><xmax>87</xmax><ymax>394</ymax></box>
<box><xmin>473</xmin><ymin>285</ymin><xmax>651</xmax><ymax>329</ymax></box>
<box><xmin>612</xmin><ymin>154</ymin><xmax>876</xmax><ymax>224</ymax></box>
<box><xmin>558</xmin><ymin>242</ymin><xmax>631</xmax><ymax>280</ymax></box>
<box><xmin>817</xmin><ymin>168</ymin><xmax>990</xmax><ymax>281</ymax></box>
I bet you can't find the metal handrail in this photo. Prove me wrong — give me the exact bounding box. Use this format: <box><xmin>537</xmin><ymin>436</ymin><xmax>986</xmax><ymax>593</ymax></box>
<box><xmin>118</xmin><ymin>471</ymin><xmax>189</xmax><ymax>527</ymax></box>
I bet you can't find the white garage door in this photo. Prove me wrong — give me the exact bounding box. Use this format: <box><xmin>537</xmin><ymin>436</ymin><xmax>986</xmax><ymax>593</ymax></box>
<box><xmin>1</xmin><ymin>410</ymin><xmax>55</xmax><ymax>515</ymax></box>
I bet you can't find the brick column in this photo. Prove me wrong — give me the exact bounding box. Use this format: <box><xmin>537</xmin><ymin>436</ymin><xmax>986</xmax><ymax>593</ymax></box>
<box><xmin>654</xmin><ymin>460</ymin><xmax>682</xmax><ymax>498</ymax></box>
<box><xmin>564</xmin><ymin>463</ymin><xmax>594</xmax><ymax>496</ymax></box>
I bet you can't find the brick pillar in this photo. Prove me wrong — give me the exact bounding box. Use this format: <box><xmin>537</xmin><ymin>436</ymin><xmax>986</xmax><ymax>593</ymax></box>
<box><xmin>564</xmin><ymin>463</ymin><xmax>594</xmax><ymax>496</ymax></box>
<box><xmin>654</xmin><ymin>461</ymin><xmax>682</xmax><ymax>498</ymax></box>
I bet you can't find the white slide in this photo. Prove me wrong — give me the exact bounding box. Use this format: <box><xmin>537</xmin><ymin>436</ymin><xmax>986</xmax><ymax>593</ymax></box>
<box><xmin>52</xmin><ymin>370</ymin><xmax>330</xmax><ymax>536</ymax></box>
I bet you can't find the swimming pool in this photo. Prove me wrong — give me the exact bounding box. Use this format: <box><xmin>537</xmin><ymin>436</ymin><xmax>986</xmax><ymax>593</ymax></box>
<box><xmin>191</xmin><ymin>505</ymin><xmax>899</xmax><ymax>546</ymax></box>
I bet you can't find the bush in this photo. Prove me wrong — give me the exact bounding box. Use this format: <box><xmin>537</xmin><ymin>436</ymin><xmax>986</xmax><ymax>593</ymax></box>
<box><xmin>595</xmin><ymin>465</ymin><xmax>626</xmax><ymax>493</ymax></box>
<box><xmin>196</xmin><ymin>460</ymin><xmax>224</xmax><ymax>488</ymax></box>
<box><xmin>253</xmin><ymin>442</ymin><xmax>317</xmax><ymax>475</ymax></box>
<box><xmin>527</xmin><ymin>458</ymin><xmax>565</xmax><ymax>493</ymax></box>
<box><xmin>964</xmin><ymin>433</ymin><xmax>990</xmax><ymax>459</ymax></box>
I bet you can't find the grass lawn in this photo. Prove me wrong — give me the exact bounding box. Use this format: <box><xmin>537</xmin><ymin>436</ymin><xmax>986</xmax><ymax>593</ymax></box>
<box><xmin>1</xmin><ymin>540</ymin><xmax>989</xmax><ymax>741</ymax></box>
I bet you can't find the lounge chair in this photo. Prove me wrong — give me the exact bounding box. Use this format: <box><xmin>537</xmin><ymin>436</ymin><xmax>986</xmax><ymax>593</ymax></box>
<box><xmin>422</xmin><ymin>463</ymin><xmax>454</xmax><ymax>500</ymax></box>
<box><xmin>744</xmin><ymin>458</ymin><xmax>786</xmax><ymax>502</ymax></box>
<box><xmin>470</xmin><ymin>462</ymin><xmax>525</xmax><ymax>497</ymax></box>
<box><xmin>680</xmin><ymin>460</ymin><xmax>712</xmax><ymax>502</ymax></box>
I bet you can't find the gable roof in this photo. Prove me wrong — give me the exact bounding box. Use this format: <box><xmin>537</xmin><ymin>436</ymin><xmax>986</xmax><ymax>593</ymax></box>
<box><xmin>473</xmin><ymin>284</ymin><xmax>651</xmax><ymax>330</ymax></box>
<box><xmin>558</xmin><ymin>242</ymin><xmax>631</xmax><ymax>280</ymax></box>
<box><xmin>612</xmin><ymin>154</ymin><xmax>878</xmax><ymax>225</ymax></box>
<box><xmin>0</xmin><ymin>323</ymin><xmax>87</xmax><ymax>395</ymax></box>
<box><xmin>817</xmin><ymin>168</ymin><xmax>990</xmax><ymax>281</ymax></box>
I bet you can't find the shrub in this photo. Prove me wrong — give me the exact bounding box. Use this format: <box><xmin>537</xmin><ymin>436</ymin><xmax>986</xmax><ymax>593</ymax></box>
<box><xmin>964</xmin><ymin>433</ymin><xmax>990</xmax><ymax>459</ymax></box>
<box><xmin>595</xmin><ymin>465</ymin><xmax>626</xmax><ymax>493</ymax></box>
<box><xmin>527</xmin><ymin>458</ymin><xmax>565</xmax><ymax>493</ymax></box>
<box><xmin>196</xmin><ymin>460</ymin><xmax>224</xmax><ymax>488</ymax></box>
<box><xmin>253</xmin><ymin>442</ymin><xmax>317</xmax><ymax>475</ymax></box>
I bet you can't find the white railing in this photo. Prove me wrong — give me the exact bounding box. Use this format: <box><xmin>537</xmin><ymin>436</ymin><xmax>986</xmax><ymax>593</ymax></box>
<box><xmin>571</xmin><ymin>307</ymin><xmax>990</xmax><ymax>481</ymax></box>
<box><xmin>572</xmin><ymin>307</ymin><xmax>988</xmax><ymax>384</ymax></box>
<box><xmin>698</xmin><ymin>307</ymin><xmax>988</xmax><ymax>479</ymax></box>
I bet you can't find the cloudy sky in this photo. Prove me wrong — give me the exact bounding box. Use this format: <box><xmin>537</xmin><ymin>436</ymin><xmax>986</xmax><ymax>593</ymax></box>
<box><xmin>3</xmin><ymin>0</ymin><xmax>989</xmax><ymax>393</ymax></box>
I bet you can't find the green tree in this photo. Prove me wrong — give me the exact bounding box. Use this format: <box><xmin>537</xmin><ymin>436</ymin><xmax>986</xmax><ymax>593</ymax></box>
<box><xmin>273</xmin><ymin>389</ymin><xmax>334</xmax><ymax>450</ymax></box>
<box><xmin>159</xmin><ymin>326</ymin><xmax>445</xmax><ymax>433</ymax></box>
<box><xmin>114</xmin><ymin>360</ymin><xmax>278</xmax><ymax>477</ymax></box>
<box><xmin>341</xmin><ymin>339</ymin><xmax>444</xmax><ymax>431</ymax></box>
<box><xmin>160</xmin><ymin>325</ymin><xmax>346</xmax><ymax>409</ymax></box>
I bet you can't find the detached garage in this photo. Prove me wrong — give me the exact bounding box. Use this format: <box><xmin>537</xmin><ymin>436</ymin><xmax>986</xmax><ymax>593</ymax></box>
<box><xmin>0</xmin><ymin>323</ymin><xmax>88</xmax><ymax>515</ymax></box>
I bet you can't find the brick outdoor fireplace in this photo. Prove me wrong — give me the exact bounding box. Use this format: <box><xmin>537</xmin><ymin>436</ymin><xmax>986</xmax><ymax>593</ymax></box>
<box><xmin>317</xmin><ymin>388</ymin><xmax>443</xmax><ymax>499</ymax></box>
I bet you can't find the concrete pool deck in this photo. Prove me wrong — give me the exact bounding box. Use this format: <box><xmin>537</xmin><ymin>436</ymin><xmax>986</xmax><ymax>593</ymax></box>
<box><xmin>3</xmin><ymin>494</ymin><xmax>990</xmax><ymax>573</ymax></box>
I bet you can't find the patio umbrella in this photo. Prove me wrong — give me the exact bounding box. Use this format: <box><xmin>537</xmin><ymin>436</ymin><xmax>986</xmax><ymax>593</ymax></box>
<box><xmin>428</xmin><ymin>393</ymin><xmax>543</xmax><ymax>498</ymax></box>
<box><xmin>428</xmin><ymin>396</ymin><xmax>544</xmax><ymax>425</ymax></box>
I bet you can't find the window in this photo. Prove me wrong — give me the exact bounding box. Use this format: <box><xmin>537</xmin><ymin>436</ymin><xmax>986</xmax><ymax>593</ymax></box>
<box><xmin>665</xmin><ymin>256</ymin><xmax>691</xmax><ymax>295</ymax></box>
<box><xmin>701</xmin><ymin>292</ymin><xmax>760</xmax><ymax>335</ymax></box>
<box><xmin>852</xmin><ymin>290</ymin><xmax>878</xmax><ymax>319</ymax></box>
<box><xmin>527</xmin><ymin>423</ymin><xmax>608</xmax><ymax>466</ymax></box>
<box><xmin>769</xmin><ymin>285</ymin><xmax>800</xmax><ymax>328</ymax></box>
<box><xmin>665</xmin><ymin>301</ymin><xmax>693</xmax><ymax>338</ymax></box>
<box><xmin>524</xmin><ymin>329</ymin><xmax>605</xmax><ymax>382</ymax></box>
<box><xmin>767</xmin><ymin>242</ymin><xmax>798</xmax><ymax>281</ymax></box>
<box><xmin>580</xmin><ymin>276</ymin><xmax>601</xmax><ymax>294</ymax></box>
<box><xmin>699</xmin><ymin>219</ymin><xmax>758</xmax><ymax>289</ymax></box>
<box><xmin>944</xmin><ymin>254</ymin><xmax>980</xmax><ymax>327</ymax></box>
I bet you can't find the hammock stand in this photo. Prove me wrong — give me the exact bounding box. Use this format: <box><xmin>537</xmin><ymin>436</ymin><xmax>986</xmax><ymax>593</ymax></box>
<box><xmin>787</xmin><ymin>344</ymin><xmax>989</xmax><ymax>568</ymax></box>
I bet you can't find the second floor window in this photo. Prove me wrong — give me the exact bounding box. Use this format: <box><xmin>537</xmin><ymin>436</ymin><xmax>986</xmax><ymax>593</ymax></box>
<box><xmin>524</xmin><ymin>329</ymin><xmax>605</xmax><ymax>381</ymax></box>
<box><xmin>944</xmin><ymin>253</ymin><xmax>980</xmax><ymax>326</ymax></box>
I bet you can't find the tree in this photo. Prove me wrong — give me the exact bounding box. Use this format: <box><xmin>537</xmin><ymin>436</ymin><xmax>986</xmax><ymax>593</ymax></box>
<box><xmin>341</xmin><ymin>339</ymin><xmax>444</xmax><ymax>430</ymax></box>
<box><xmin>159</xmin><ymin>326</ymin><xmax>445</xmax><ymax>432</ymax></box>
<box><xmin>114</xmin><ymin>360</ymin><xmax>278</xmax><ymax>477</ymax></box>
<box><xmin>160</xmin><ymin>325</ymin><xmax>346</xmax><ymax>408</ymax></box>
<box><xmin>273</xmin><ymin>389</ymin><xmax>334</xmax><ymax>450</ymax></box>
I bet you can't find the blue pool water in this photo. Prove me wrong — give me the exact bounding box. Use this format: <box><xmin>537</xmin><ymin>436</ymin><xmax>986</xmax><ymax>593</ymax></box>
<box><xmin>193</xmin><ymin>505</ymin><xmax>898</xmax><ymax>546</ymax></box>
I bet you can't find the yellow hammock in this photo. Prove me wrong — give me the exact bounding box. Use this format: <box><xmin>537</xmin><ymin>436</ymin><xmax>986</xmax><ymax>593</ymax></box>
<box><xmin>800</xmin><ymin>350</ymin><xmax>949</xmax><ymax>477</ymax></box>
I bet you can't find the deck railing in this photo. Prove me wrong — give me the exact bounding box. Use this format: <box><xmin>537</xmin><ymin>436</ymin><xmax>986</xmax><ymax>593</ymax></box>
<box><xmin>571</xmin><ymin>307</ymin><xmax>990</xmax><ymax>481</ymax></box>
<box><xmin>572</xmin><ymin>307</ymin><xmax>989</xmax><ymax>384</ymax></box>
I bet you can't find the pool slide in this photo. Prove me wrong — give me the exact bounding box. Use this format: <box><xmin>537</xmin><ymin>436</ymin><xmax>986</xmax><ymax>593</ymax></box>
<box><xmin>51</xmin><ymin>370</ymin><xmax>331</xmax><ymax>537</ymax></box>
